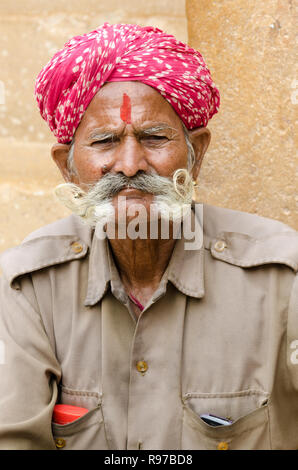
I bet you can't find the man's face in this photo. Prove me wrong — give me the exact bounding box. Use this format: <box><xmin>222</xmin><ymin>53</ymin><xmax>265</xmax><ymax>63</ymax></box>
<box><xmin>70</xmin><ymin>81</ymin><xmax>189</xmax><ymax>212</ymax></box>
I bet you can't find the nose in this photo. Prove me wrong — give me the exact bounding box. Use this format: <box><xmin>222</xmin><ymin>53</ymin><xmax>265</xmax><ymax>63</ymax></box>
<box><xmin>112</xmin><ymin>136</ymin><xmax>149</xmax><ymax>177</ymax></box>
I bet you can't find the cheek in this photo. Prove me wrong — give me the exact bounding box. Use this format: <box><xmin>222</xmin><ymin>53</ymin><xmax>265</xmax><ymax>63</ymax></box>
<box><xmin>150</xmin><ymin>142</ymin><xmax>188</xmax><ymax>176</ymax></box>
<box><xmin>74</xmin><ymin>149</ymin><xmax>105</xmax><ymax>182</ymax></box>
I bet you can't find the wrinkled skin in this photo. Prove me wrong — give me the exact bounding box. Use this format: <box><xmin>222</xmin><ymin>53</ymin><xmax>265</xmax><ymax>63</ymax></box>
<box><xmin>51</xmin><ymin>81</ymin><xmax>211</xmax><ymax>317</ymax></box>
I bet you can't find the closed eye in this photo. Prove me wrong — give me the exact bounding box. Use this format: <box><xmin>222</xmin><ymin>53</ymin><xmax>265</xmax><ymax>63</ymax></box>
<box><xmin>92</xmin><ymin>137</ymin><xmax>118</xmax><ymax>145</ymax></box>
<box><xmin>140</xmin><ymin>135</ymin><xmax>169</xmax><ymax>142</ymax></box>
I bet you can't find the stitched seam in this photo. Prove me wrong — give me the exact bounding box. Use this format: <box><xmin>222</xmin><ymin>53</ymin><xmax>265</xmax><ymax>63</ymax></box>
<box><xmin>169</xmin><ymin>273</ymin><xmax>203</xmax><ymax>297</ymax></box>
<box><xmin>220</xmin><ymin>232</ymin><xmax>297</xmax><ymax>244</ymax></box>
<box><xmin>10</xmin><ymin>251</ymin><xmax>87</xmax><ymax>279</ymax></box>
<box><xmin>21</xmin><ymin>234</ymin><xmax>81</xmax><ymax>244</ymax></box>
<box><xmin>61</xmin><ymin>386</ymin><xmax>102</xmax><ymax>399</ymax></box>
<box><xmin>212</xmin><ymin>254</ymin><xmax>297</xmax><ymax>270</ymax></box>
<box><xmin>183</xmin><ymin>389</ymin><xmax>269</xmax><ymax>400</ymax></box>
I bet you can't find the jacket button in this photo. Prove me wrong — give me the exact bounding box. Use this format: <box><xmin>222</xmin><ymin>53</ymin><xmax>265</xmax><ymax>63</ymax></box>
<box><xmin>55</xmin><ymin>437</ymin><xmax>66</xmax><ymax>449</ymax></box>
<box><xmin>71</xmin><ymin>241</ymin><xmax>83</xmax><ymax>253</ymax></box>
<box><xmin>136</xmin><ymin>360</ymin><xmax>148</xmax><ymax>374</ymax></box>
<box><xmin>214</xmin><ymin>240</ymin><xmax>226</xmax><ymax>252</ymax></box>
<box><xmin>217</xmin><ymin>441</ymin><xmax>229</xmax><ymax>450</ymax></box>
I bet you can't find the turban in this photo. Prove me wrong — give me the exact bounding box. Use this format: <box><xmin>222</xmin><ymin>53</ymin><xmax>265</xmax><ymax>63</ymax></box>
<box><xmin>35</xmin><ymin>23</ymin><xmax>220</xmax><ymax>143</ymax></box>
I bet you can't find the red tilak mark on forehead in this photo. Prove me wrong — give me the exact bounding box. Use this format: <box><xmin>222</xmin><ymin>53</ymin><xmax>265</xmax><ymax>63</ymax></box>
<box><xmin>120</xmin><ymin>93</ymin><xmax>131</xmax><ymax>124</ymax></box>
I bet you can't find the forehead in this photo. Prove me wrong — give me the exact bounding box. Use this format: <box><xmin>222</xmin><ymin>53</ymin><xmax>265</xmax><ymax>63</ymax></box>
<box><xmin>77</xmin><ymin>81</ymin><xmax>183</xmax><ymax>133</ymax></box>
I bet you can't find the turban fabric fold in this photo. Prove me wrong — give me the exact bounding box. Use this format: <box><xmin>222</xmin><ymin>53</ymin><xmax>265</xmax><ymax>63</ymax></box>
<box><xmin>35</xmin><ymin>23</ymin><xmax>220</xmax><ymax>143</ymax></box>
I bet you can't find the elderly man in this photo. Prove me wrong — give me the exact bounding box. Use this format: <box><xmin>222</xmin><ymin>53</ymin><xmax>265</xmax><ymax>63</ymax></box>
<box><xmin>0</xmin><ymin>23</ymin><xmax>297</xmax><ymax>451</ymax></box>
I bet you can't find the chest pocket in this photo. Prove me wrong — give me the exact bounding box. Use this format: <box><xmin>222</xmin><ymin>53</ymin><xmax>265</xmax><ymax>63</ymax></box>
<box><xmin>52</xmin><ymin>402</ymin><xmax>109</xmax><ymax>450</ymax></box>
<box><xmin>181</xmin><ymin>391</ymin><xmax>270</xmax><ymax>450</ymax></box>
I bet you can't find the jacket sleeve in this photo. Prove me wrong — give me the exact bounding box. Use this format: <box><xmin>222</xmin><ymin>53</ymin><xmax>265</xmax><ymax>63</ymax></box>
<box><xmin>0</xmin><ymin>275</ymin><xmax>61</xmax><ymax>450</ymax></box>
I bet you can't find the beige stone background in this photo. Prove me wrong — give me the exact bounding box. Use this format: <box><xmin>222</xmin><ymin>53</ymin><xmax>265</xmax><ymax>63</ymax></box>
<box><xmin>187</xmin><ymin>0</ymin><xmax>297</xmax><ymax>231</ymax></box>
<box><xmin>0</xmin><ymin>0</ymin><xmax>297</xmax><ymax>254</ymax></box>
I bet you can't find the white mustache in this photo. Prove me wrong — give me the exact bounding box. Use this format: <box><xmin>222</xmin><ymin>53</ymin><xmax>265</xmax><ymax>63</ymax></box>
<box><xmin>54</xmin><ymin>169</ymin><xmax>194</xmax><ymax>226</ymax></box>
<box><xmin>83</xmin><ymin>171</ymin><xmax>187</xmax><ymax>200</ymax></box>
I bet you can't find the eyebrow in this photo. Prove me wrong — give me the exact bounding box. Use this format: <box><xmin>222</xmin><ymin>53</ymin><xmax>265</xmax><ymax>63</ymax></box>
<box><xmin>88</xmin><ymin>129</ymin><xmax>117</xmax><ymax>141</ymax></box>
<box><xmin>88</xmin><ymin>124</ymin><xmax>178</xmax><ymax>141</ymax></box>
<box><xmin>140</xmin><ymin>124</ymin><xmax>178</xmax><ymax>136</ymax></box>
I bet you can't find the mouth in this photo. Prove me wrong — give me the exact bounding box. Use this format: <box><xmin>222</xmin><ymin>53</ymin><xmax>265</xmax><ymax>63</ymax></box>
<box><xmin>117</xmin><ymin>187</ymin><xmax>150</xmax><ymax>199</ymax></box>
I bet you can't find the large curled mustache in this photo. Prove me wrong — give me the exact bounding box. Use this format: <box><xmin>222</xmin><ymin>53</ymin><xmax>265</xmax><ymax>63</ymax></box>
<box><xmin>54</xmin><ymin>169</ymin><xmax>194</xmax><ymax>225</ymax></box>
<box><xmin>83</xmin><ymin>171</ymin><xmax>193</xmax><ymax>199</ymax></box>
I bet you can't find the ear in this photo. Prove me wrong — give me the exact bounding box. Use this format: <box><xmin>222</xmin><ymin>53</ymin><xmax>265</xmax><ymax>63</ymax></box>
<box><xmin>51</xmin><ymin>143</ymin><xmax>73</xmax><ymax>182</ymax></box>
<box><xmin>188</xmin><ymin>127</ymin><xmax>211</xmax><ymax>180</ymax></box>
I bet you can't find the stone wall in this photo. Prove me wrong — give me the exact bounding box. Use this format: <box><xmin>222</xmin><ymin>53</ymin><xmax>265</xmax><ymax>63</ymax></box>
<box><xmin>187</xmin><ymin>0</ymin><xmax>297</xmax><ymax>230</ymax></box>
<box><xmin>0</xmin><ymin>0</ymin><xmax>187</xmax><ymax>252</ymax></box>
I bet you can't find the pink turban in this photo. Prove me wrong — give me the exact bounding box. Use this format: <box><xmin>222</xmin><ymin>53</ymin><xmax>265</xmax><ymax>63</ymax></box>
<box><xmin>35</xmin><ymin>23</ymin><xmax>220</xmax><ymax>143</ymax></box>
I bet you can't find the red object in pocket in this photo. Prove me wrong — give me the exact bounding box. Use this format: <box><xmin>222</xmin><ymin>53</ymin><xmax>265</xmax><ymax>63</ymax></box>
<box><xmin>52</xmin><ymin>404</ymin><xmax>89</xmax><ymax>425</ymax></box>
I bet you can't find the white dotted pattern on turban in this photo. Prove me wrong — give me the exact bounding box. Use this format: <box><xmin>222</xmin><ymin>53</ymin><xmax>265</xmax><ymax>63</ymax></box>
<box><xmin>35</xmin><ymin>23</ymin><xmax>220</xmax><ymax>143</ymax></box>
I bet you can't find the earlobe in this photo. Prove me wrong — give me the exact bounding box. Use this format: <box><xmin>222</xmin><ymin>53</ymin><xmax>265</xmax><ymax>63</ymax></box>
<box><xmin>188</xmin><ymin>127</ymin><xmax>211</xmax><ymax>180</ymax></box>
<box><xmin>51</xmin><ymin>143</ymin><xmax>72</xmax><ymax>182</ymax></box>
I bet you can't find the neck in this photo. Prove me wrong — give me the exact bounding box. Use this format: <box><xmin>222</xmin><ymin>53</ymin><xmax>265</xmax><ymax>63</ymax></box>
<box><xmin>108</xmin><ymin>233</ymin><xmax>177</xmax><ymax>301</ymax></box>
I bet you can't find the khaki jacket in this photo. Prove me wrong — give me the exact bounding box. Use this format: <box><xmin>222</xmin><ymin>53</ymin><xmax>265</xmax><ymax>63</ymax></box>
<box><xmin>0</xmin><ymin>203</ymin><xmax>297</xmax><ymax>450</ymax></box>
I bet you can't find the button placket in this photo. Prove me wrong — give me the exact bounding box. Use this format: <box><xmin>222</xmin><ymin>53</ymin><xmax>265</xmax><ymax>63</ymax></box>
<box><xmin>127</xmin><ymin>288</ymin><xmax>187</xmax><ymax>450</ymax></box>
